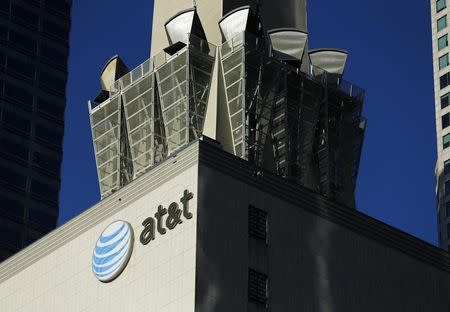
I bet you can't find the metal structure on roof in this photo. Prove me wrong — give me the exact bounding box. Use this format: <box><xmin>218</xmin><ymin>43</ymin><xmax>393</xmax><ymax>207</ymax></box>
<box><xmin>89</xmin><ymin>3</ymin><xmax>366</xmax><ymax>208</ymax></box>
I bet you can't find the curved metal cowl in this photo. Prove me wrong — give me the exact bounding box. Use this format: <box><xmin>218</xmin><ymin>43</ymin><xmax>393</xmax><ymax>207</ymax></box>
<box><xmin>219</xmin><ymin>6</ymin><xmax>259</xmax><ymax>43</ymax></box>
<box><xmin>309</xmin><ymin>49</ymin><xmax>348</xmax><ymax>76</ymax></box>
<box><xmin>100</xmin><ymin>55</ymin><xmax>129</xmax><ymax>92</ymax></box>
<box><xmin>268</xmin><ymin>28</ymin><xmax>308</xmax><ymax>62</ymax></box>
<box><xmin>164</xmin><ymin>8</ymin><xmax>207</xmax><ymax>45</ymax></box>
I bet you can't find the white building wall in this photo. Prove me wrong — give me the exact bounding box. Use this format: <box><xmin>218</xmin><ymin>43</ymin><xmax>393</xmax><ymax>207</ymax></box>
<box><xmin>0</xmin><ymin>162</ymin><xmax>199</xmax><ymax>312</ymax></box>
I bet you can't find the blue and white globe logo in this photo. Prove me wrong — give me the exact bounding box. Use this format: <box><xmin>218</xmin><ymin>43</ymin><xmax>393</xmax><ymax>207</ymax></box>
<box><xmin>92</xmin><ymin>220</ymin><xmax>134</xmax><ymax>282</ymax></box>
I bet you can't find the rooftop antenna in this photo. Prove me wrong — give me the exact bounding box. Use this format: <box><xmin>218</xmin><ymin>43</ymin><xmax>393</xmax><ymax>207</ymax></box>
<box><xmin>193</xmin><ymin>0</ymin><xmax>197</xmax><ymax>10</ymax></box>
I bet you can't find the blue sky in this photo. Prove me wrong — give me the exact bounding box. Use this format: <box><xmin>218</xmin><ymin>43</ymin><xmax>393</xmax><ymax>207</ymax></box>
<box><xmin>60</xmin><ymin>1</ymin><xmax>437</xmax><ymax>245</ymax></box>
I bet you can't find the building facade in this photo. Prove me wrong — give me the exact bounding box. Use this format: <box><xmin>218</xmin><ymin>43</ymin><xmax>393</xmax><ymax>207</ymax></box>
<box><xmin>0</xmin><ymin>0</ymin><xmax>72</xmax><ymax>261</ymax></box>
<box><xmin>1</xmin><ymin>141</ymin><xmax>450</xmax><ymax>311</ymax></box>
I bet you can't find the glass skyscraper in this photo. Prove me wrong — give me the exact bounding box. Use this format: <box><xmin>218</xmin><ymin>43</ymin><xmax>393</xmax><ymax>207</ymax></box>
<box><xmin>0</xmin><ymin>0</ymin><xmax>71</xmax><ymax>261</ymax></box>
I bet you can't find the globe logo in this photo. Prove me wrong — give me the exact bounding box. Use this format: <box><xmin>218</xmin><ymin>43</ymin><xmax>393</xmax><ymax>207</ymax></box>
<box><xmin>92</xmin><ymin>220</ymin><xmax>134</xmax><ymax>282</ymax></box>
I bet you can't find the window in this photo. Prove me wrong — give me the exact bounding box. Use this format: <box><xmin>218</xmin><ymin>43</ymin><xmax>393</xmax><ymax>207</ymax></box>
<box><xmin>32</xmin><ymin>152</ymin><xmax>61</xmax><ymax>175</ymax></box>
<box><xmin>438</xmin><ymin>0</ymin><xmax>447</xmax><ymax>12</ymax></box>
<box><xmin>5</xmin><ymin>83</ymin><xmax>33</xmax><ymax>109</ymax></box>
<box><xmin>0</xmin><ymin>136</ymin><xmax>29</xmax><ymax>161</ymax></box>
<box><xmin>445</xmin><ymin>160</ymin><xmax>450</xmax><ymax>175</ymax></box>
<box><xmin>439</xmin><ymin>35</ymin><xmax>449</xmax><ymax>50</ymax></box>
<box><xmin>9</xmin><ymin>31</ymin><xmax>37</xmax><ymax>55</ymax></box>
<box><xmin>446</xmin><ymin>180</ymin><xmax>450</xmax><ymax>196</ymax></box>
<box><xmin>11</xmin><ymin>4</ymin><xmax>39</xmax><ymax>29</ymax></box>
<box><xmin>0</xmin><ymin>1</ymin><xmax>10</xmax><ymax>15</ymax></box>
<box><xmin>0</xmin><ymin>165</ymin><xmax>27</xmax><ymax>190</ymax></box>
<box><xmin>42</xmin><ymin>20</ymin><xmax>69</xmax><ymax>42</ymax></box>
<box><xmin>249</xmin><ymin>205</ymin><xmax>268</xmax><ymax>241</ymax></box>
<box><xmin>45</xmin><ymin>0</ymin><xmax>71</xmax><ymax>17</ymax></box>
<box><xmin>443</xmin><ymin>113</ymin><xmax>450</xmax><ymax>129</ymax></box>
<box><xmin>0</xmin><ymin>227</ymin><xmax>22</xmax><ymax>250</ymax></box>
<box><xmin>39</xmin><ymin>71</ymin><xmax>66</xmax><ymax>95</ymax></box>
<box><xmin>248</xmin><ymin>269</ymin><xmax>268</xmax><ymax>307</ymax></box>
<box><xmin>35</xmin><ymin>124</ymin><xmax>63</xmax><ymax>147</ymax></box>
<box><xmin>448</xmin><ymin>223</ymin><xmax>450</xmax><ymax>239</ymax></box>
<box><xmin>40</xmin><ymin>44</ymin><xmax>67</xmax><ymax>69</ymax></box>
<box><xmin>442</xmin><ymin>92</ymin><xmax>450</xmax><ymax>109</ymax></box>
<box><xmin>441</xmin><ymin>72</ymin><xmax>450</xmax><ymax>89</ymax></box>
<box><xmin>2</xmin><ymin>110</ymin><xmax>31</xmax><ymax>135</ymax></box>
<box><xmin>440</xmin><ymin>54</ymin><xmax>449</xmax><ymax>70</ymax></box>
<box><xmin>7</xmin><ymin>56</ymin><xmax>35</xmax><ymax>80</ymax></box>
<box><xmin>438</xmin><ymin>16</ymin><xmax>448</xmax><ymax>32</ymax></box>
<box><xmin>37</xmin><ymin>98</ymin><xmax>65</xmax><ymax>120</ymax></box>
<box><xmin>30</xmin><ymin>179</ymin><xmax>59</xmax><ymax>203</ymax></box>
<box><xmin>28</xmin><ymin>207</ymin><xmax>57</xmax><ymax>231</ymax></box>
<box><xmin>0</xmin><ymin>195</ymin><xmax>24</xmax><ymax>222</ymax></box>
<box><xmin>444</xmin><ymin>134</ymin><xmax>450</xmax><ymax>148</ymax></box>
<box><xmin>446</xmin><ymin>201</ymin><xmax>450</xmax><ymax>217</ymax></box>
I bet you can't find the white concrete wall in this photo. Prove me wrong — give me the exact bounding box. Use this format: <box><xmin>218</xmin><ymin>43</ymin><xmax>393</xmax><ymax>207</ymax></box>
<box><xmin>0</xmin><ymin>164</ymin><xmax>199</xmax><ymax>312</ymax></box>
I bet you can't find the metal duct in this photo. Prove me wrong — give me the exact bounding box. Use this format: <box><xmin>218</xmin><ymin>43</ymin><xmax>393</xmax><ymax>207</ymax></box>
<box><xmin>268</xmin><ymin>28</ymin><xmax>308</xmax><ymax>62</ymax></box>
<box><xmin>218</xmin><ymin>6</ymin><xmax>259</xmax><ymax>43</ymax></box>
<box><xmin>165</xmin><ymin>9</ymin><xmax>207</xmax><ymax>46</ymax></box>
<box><xmin>309</xmin><ymin>49</ymin><xmax>348</xmax><ymax>76</ymax></box>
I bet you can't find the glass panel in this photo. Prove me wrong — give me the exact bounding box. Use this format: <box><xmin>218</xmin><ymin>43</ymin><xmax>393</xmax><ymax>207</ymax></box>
<box><xmin>437</xmin><ymin>0</ymin><xmax>447</xmax><ymax>12</ymax></box>
<box><xmin>440</xmin><ymin>54</ymin><xmax>449</xmax><ymax>70</ymax></box>
<box><xmin>444</xmin><ymin>134</ymin><xmax>450</xmax><ymax>148</ymax></box>
<box><xmin>222</xmin><ymin>50</ymin><xmax>244</xmax><ymax>73</ymax></box>
<box><xmin>159</xmin><ymin>67</ymin><xmax>187</xmax><ymax>95</ymax></box>
<box><xmin>442</xmin><ymin>92</ymin><xmax>450</xmax><ymax>109</ymax></box>
<box><xmin>439</xmin><ymin>35</ymin><xmax>448</xmax><ymax>50</ymax></box>
<box><xmin>438</xmin><ymin>16</ymin><xmax>447</xmax><ymax>32</ymax></box>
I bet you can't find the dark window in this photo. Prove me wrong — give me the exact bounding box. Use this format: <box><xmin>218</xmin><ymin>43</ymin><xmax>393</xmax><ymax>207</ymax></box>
<box><xmin>444</xmin><ymin>134</ymin><xmax>450</xmax><ymax>149</ymax></box>
<box><xmin>2</xmin><ymin>111</ymin><xmax>31</xmax><ymax>135</ymax></box>
<box><xmin>45</xmin><ymin>0</ymin><xmax>71</xmax><ymax>17</ymax></box>
<box><xmin>446</xmin><ymin>180</ymin><xmax>450</xmax><ymax>196</ymax></box>
<box><xmin>248</xmin><ymin>269</ymin><xmax>268</xmax><ymax>307</ymax></box>
<box><xmin>441</xmin><ymin>72</ymin><xmax>450</xmax><ymax>89</ymax></box>
<box><xmin>32</xmin><ymin>152</ymin><xmax>61</xmax><ymax>175</ymax></box>
<box><xmin>0</xmin><ymin>195</ymin><xmax>24</xmax><ymax>222</ymax></box>
<box><xmin>11</xmin><ymin>4</ymin><xmax>39</xmax><ymax>29</ymax></box>
<box><xmin>0</xmin><ymin>227</ymin><xmax>22</xmax><ymax>250</ymax></box>
<box><xmin>39</xmin><ymin>71</ymin><xmax>66</xmax><ymax>95</ymax></box>
<box><xmin>5</xmin><ymin>83</ymin><xmax>33</xmax><ymax>109</ymax></box>
<box><xmin>7</xmin><ymin>57</ymin><xmax>35</xmax><ymax>80</ymax></box>
<box><xmin>42</xmin><ymin>20</ymin><xmax>69</xmax><ymax>42</ymax></box>
<box><xmin>30</xmin><ymin>179</ymin><xmax>59</xmax><ymax>203</ymax></box>
<box><xmin>445</xmin><ymin>160</ymin><xmax>450</xmax><ymax>175</ymax></box>
<box><xmin>0</xmin><ymin>136</ymin><xmax>29</xmax><ymax>161</ymax></box>
<box><xmin>40</xmin><ymin>44</ymin><xmax>67</xmax><ymax>69</ymax></box>
<box><xmin>443</xmin><ymin>114</ymin><xmax>450</xmax><ymax>129</ymax></box>
<box><xmin>448</xmin><ymin>223</ymin><xmax>450</xmax><ymax>239</ymax></box>
<box><xmin>35</xmin><ymin>124</ymin><xmax>63</xmax><ymax>147</ymax></box>
<box><xmin>37</xmin><ymin>98</ymin><xmax>65</xmax><ymax>120</ymax></box>
<box><xmin>28</xmin><ymin>207</ymin><xmax>57</xmax><ymax>231</ymax></box>
<box><xmin>26</xmin><ymin>231</ymin><xmax>43</xmax><ymax>245</ymax></box>
<box><xmin>446</xmin><ymin>202</ymin><xmax>450</xmax><ymax>217</ymax></box>
<box><xmin>442</xmin><ymin>92</ymin><xmax>450</xmax><ymax>109</ymax></box>
<box><xmin>0</xmin><ymin>52</ymin><xmax>5</xmax><ymax>69</ymax></box>
<box><xmin>9</xmin><ymin>31</ymin><xmax>37</xmax><ymax>55</ymax></box>
<box><xmin>0</xmin><ymin>25</ymin><xmax>7</xmax><ymax>42</ymax></box>
<box><xmin>0</xmin><ymin>165</ymin><xmax>27</xmax><ymax>190</ymax></box>
<box><xmin>249</xmin><ymin>205</ymin><xmax>268</xmax><ymax>241</ymax></box>
<box><xmin>0</xmin><ymin>1</ymin><xmax>10</xmax><ymax>15</ymax></box>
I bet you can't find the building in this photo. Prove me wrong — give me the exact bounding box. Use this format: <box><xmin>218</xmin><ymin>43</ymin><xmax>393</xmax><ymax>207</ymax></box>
<box><xmin>1</xmin><ymin>141</ymin><xmax>450</xmax><ymax>311</ymax></box>
<box><xmin>0</xmin><ymin>0</ymin><xmax>72</xmax><ymax>261</ymax></box>
<box><xmin>431</xmin><ymin>0</ymin><xmax>450</xmax><ymax>250</ymax></box>
<box><xmin>2</xmin><ymin>1</ymin><xmax>449</xmax><ymax>311</ymax></box>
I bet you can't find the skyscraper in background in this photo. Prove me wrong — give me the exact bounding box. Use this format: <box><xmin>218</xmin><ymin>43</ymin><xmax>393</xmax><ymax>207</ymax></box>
<box><xmin>0</xmin><ymin>0</ymin><xmax>71</xmax><ymax>261</ymax></box>
<box><xmin>431</xmin><ymin>0</ymin><xmax>450</xmax><ymax>250</ymax></box>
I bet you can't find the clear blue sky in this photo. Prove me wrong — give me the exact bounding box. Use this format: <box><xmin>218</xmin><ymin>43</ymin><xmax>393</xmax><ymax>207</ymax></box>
<box><xmin>60</xmin><ymin>1</ymin><xmax>437</xmax><ymax>245</ymax></box>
